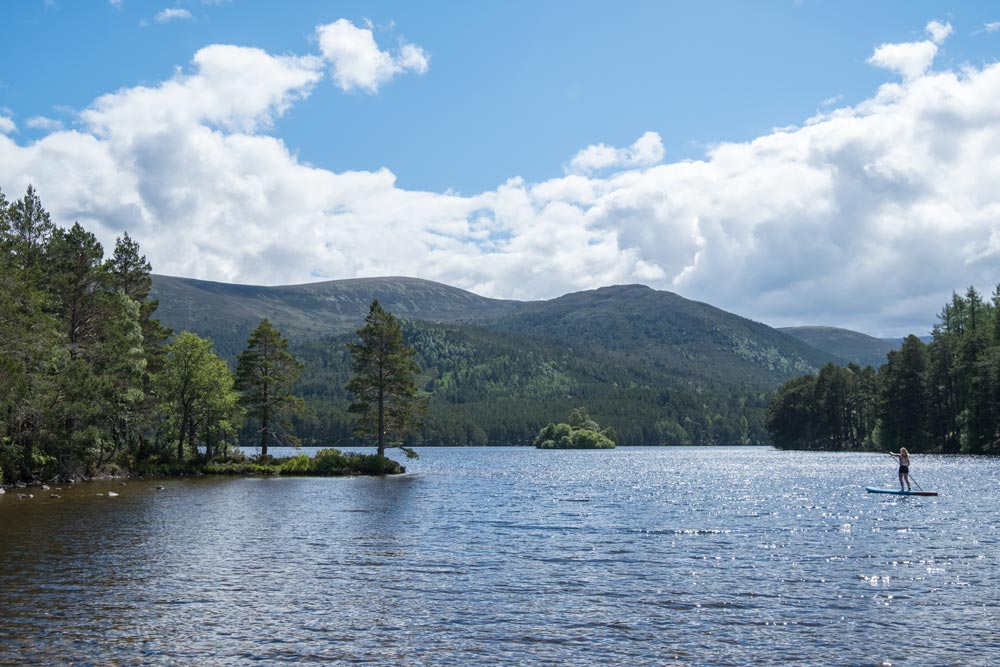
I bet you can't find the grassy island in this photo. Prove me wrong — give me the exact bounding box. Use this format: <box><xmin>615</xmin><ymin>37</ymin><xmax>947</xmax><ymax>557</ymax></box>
<box><xmin>534</xmin><ymin>408</ymin><xmax>617</xmax><ymax>449</ymax></box>
<box><xmin>175</xmin><ymin>449</ymin><xmax>405</xmax><ymax>477</ymax></box>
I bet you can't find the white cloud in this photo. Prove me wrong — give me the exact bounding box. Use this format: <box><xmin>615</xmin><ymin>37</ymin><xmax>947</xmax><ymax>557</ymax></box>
<box><xmin>314</xmin><ymin>19</ymin><xmax>429</xmax><ymax>93</ymax></box>
<box><xmin>0</xmin><ymin>115</ymin><xmax>15</xmax><ymax>134</ymax></box>
<box><xmin>3</xmin><ymin>21</ymin><xmax>1000</xmax><ymax>336</ymax></box>
<box><xmin>155</xmin><ymin>8</ymin><xmax>193</xmax><ymax>24</ymax></box>
<box><xmin>867</xmin><ymin>21</ymin><xmax>952</xmax><ymax>82</ymax></box>
<box><xmin>81</xmin><ymin>45</ymin><xmax>323</xmax><ymax>135</ymax></box>
<box><xmin>566</xmin><ymin>131</ymin><xmax>665</xmax><ymax>175</ymax></box>
<box><xmin>925</xmin><ymin>20</ymin><xmax>953</xmax><ymax>44</ymax></box>
<box><xmin>868</xmin><ymin>40</ymin><xmax>938</xmax><ymax>80</ymax></box>
<box><xmin>986</xmin><ymin>22</ymin><xmax>1000</xmax><ymax>33</ymax></box>
<box><xmin>26</xmin><ymin>116</ymin><xmax>63</xmax><ymax>131</ymax></box>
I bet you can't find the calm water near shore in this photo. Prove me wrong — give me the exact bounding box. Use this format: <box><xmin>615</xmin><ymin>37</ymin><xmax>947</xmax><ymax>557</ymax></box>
<box><xmin>1</xmin><ymin>446</ymin><xmax>998</xmax><ymax>666</ymax></box>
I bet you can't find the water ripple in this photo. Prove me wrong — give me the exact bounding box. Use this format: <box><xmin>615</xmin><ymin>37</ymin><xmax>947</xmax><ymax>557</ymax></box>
<box><xmin>1</xmin><ymin>447</ymin><xmax>998</xmax><ymax>666</ymax></box>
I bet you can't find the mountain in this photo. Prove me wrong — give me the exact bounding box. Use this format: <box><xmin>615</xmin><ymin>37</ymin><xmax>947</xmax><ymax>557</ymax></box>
<box><xmin>485</xmin><ymin>284</ymin><xmax>834</xmax><ymax>387</ymax></box>
<box><xmin>149</xmin><ymin>274</ymin><xmax>843</xmax><ymax>446</ymax></box>
<box><xmin>150</xmin><ymin>274</ymin><xmax>523</xmax><ymax>357</ymax></box>
<box><xmin>152</xmin><ymin>275</ymin><xmax>835</xmax><ymax>385</ymax></box>
<box><xmin>778</xmin><ymin>326</ymin><xmax>898</xmax><ymax>368</ymax></box>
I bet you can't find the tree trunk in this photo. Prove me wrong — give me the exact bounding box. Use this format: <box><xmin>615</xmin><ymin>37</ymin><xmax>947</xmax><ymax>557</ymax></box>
<box><xmin>177</xmin><ymin>428</ymin><xmax>184</xmax><ymax>464</ymax></box>
<box><xmin>177</xmin><ymin>407</ymin><xmax>188</xmax><ymax>463</ymax></box>
<box><xmin>261</xmin><ymin>375</ymin><xmax>269</xmax><ymax>458</ymax></box>
<box><xmin>377</xmin><ymin>386</ymin><xmax>385</xmax><ymax>458</ymax></box>
<box><xmin>261</xmin><ymin>421</ymin><xmax>269</xmax><ymax>458</ymax></box>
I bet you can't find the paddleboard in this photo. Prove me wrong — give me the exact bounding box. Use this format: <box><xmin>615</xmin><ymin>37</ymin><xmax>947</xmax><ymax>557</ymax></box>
<box><xmin>866</xmin><ymin>487</ymin><xmax>938</xmax><ymax>496</ymax></box>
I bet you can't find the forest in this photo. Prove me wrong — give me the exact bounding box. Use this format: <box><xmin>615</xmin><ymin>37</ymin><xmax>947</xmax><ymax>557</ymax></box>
<box><xmin>767</xmin><ymin>286</ymin><xmax>1000</xmax><ymax>454</ymax></box>
<box><xmin>0</xmin><ymin>185</ymin><xmax>246</xmax><ymax>483</ymax></box>
<box><xmin>288</xmin><ymin>321</ymin><xmax>772</xmax><ymax>449</ymax></box>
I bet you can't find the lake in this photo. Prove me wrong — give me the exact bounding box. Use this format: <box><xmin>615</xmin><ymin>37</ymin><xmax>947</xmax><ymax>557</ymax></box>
<box><xmin>1</xmin><ymin>446</ymin><xmax>998</xmax><ymax>666</ymax></box>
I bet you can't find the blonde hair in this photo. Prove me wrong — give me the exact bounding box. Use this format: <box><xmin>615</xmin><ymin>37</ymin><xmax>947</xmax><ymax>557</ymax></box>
<box><xmin>899</xmin><ymin>447</ymin><xmax>909</xmax><ymax>456</ymax></box>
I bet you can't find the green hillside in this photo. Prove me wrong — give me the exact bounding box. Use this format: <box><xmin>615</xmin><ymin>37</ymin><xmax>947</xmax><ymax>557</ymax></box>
<box><xmin>289</xmin><ymin>319</ymin><xmax>779</xmax><ymax>447</ymax></box>
<box><xmin>487</xmin><ymin>284</ymin><xmax>833</xmax><ymax>387</ymax></box>
<box><xmin>151</xmin><ymin>275</ymin><xmax>841</xmax><ymax>446</ymax></box>
<box><xmin>150</xmin><ymin>274</ymin><xmax>523</xmax><ymax>357</ymax></box>
<box><xmin>779</xmin><ymin>325</ymin><xmax>898</xmax><ymax>368</ymax></box>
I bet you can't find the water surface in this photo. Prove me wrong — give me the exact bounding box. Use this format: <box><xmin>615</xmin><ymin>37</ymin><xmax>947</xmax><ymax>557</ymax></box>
<box><xmin>1</xmin><ymin>447</ymin><xmax>997</xmax><ymax>666</ymax></box>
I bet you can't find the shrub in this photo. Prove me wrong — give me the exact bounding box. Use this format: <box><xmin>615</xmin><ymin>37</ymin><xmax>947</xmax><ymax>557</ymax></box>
<box><xmin>534</xmin><ymin>408</ymin><xmax>616</xmax><ymax>449</ymax></box>
<box><xmin>278</xmin><ymin>454</ymin><xmax>313</xmax><ymax>474</ymax></box>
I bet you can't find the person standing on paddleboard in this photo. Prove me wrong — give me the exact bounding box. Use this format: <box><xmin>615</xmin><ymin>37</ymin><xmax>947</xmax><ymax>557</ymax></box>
<box><xmin>888</xmin><ymin>447</ymin><xmax>911</xmax><ymax>491</ymax></box>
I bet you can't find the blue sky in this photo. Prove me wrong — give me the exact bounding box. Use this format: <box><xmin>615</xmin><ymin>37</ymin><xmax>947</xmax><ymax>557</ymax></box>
<box><xmin>7</xmin><ymin>0</ymin><xmax>1000</xmax><ymax>193</ymax></box>
<box><xmin>3</xmin><ymin>1</ymin><xmax>1000</xmax><ymax>335</ymax></box>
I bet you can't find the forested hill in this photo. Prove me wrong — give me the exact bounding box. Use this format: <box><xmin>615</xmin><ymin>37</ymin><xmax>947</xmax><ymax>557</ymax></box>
<box><xmin>779</xmin><ymin>325</ymin><xmax>899</xmax><ymax>368</ymax></box>
<box><xmin>148</xmin><ymin>275</ymin><xmax>844</xmax><ymax>446</ymax></box>
<box><xmin>485</xmin><ymin>284</ymin><xmax>834</xmax><ymax>387</ymax></box>
<box><xmin>151</xmin><ymin>275</ymin><xmax>836</xmax><ymax>387</ymax></box>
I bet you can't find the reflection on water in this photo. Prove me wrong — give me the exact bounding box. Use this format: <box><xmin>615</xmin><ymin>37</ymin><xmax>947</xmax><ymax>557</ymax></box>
<box><xmin>1</xmin><ymin>447</ymin><xmax>998</xmax><ymax>666</ymax></box>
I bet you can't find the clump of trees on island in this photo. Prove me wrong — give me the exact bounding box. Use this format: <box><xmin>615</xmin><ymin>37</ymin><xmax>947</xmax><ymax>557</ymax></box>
<box><xmin>767</xmin><ymin>286</ymin><xmax>1000</xmax><ymax>455</ymax></box>
<box><xmin>534</xmin><ymin>408</ymin><xmax>617</xmax><ymax>449</ymax></box>
<box><xmin>0</xmin><ymin>185</ymin><xmax>425</xmax><ymax>484</ymax></box>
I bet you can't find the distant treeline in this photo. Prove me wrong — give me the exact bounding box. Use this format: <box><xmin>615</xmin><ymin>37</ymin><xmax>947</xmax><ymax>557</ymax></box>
<box><xmin>290</xmin><ymin>323</ymin><xmax>772</xmax><ymax>448</ymax></box>
<box><xmin>767</xmin><ymin>287</ymin><xmax>1000</xmax><ymax>454</ymax></box>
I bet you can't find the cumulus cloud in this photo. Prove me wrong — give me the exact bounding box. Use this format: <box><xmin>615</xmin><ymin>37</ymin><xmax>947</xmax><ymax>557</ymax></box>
<box><xmin>867</xmin><ymin>21</ymin><xmax>953</xmax><ymax>82</ymax></box>
<box><xmin>2</xmin><ymin>20</ymin><xmax>1000</xmax><ymax>336</ymax></box>
<box><xmin>565</xmin><ymin>131</ymin><xmax>666</xmax><ymax>175</ymax></box>
<box><xmin>0</xmin><ymin>115</ymin><xmax>15</xmax><ymax>134</ymax></box>
<box><xmin>314</xmin><ymin>19</ymin><xmax>429</xmax><ymax>93</ymax></box>
<box><xmin>986</xmin><ymin>22</ymin><xmax>1000</xmax><ymax>33</ymax></box>
<box><xmin>868</xmin><ymin>40</ymin><xmax>938</xmax><ymax>80</ymax></box>
<box><xmin>155</xmin><ymin>8</ymin><xmax>193</xmax><ymax>24</ymax></box>
<box><xmin>81</xmin><ymin>45</ymin><xmax>323</xmax><ymax>135</ymax></box>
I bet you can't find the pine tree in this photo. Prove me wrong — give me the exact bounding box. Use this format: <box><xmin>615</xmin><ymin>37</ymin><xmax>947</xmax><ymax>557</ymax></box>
<box><xmin>879</xmin><ymin>335</ymin><xmax>931</xmax><ymax>452</ymax></box>
<box><xmin>346</xmin><ymin>301</ymin><xmax>427</xmax><ymax>458</ymax></box>
<box><xmin>7</xmin><ymin>184</ymin><xmax>55</xmax><ymax>274</ymax></box>
<box><xmin>234</xmin><ymin>319</ymin><xmax>304</xmax><ymax>457</ymax></box>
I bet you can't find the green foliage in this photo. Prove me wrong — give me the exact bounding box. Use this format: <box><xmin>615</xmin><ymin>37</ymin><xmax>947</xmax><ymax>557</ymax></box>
<box><xmin>534</xmin><ymin>408</ymin><xmax>616</xmax><ymax>449</ymax></box>
<box><xmin>0</xmin><ymin>185</ymin><xmax>410</xmax><ymax>482</ymax></box>
<box><xmin>346</xmin><ymin>301</ymin><xmax>428</xmax><ymax>457</ymax></box>
<box><xmin>289</xmin><ymin>319</ymin><xmax>768</xmax><ymax>447</ymax></box>
<box><xmin>769</xmin><ymin>286</ymin><xmax>1000</xmax><ymax>454</ymax></box>
<box><xmin>277</xmin><ymin>449</ymin><xmax>404</xmax><ymax>475</ymax></box>
<box><xmin>155</xmin><ymin>331</ymin><xmax>239</xmax><ymax>463</ymax></box>
<box><xmin>234</xmin><ymin>319</ymin><xmax>305</xmax><ymax>457</ymax></box>
<box><xmin>0</xmin><ymin>185</ymin><xmax>177</xmax><ymax>481</ymax></box>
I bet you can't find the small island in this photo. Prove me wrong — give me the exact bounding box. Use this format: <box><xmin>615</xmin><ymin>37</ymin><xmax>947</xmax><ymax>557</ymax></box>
<box><xmin>194</xmin><ymin>448</ymin><xmax>405</xmax><ymax>476</ymax></box>
<box><xmin>534</xmin><ymin>408</ymin><xmax>617</xmax><ymax>449</ymax></box>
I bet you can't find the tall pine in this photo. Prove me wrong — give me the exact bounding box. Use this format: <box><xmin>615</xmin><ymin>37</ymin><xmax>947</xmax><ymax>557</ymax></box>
<box><xmin>346</xmin><ymin>301</ymin><xmax>427</xmax><ymax>458</ymax></box>
<box><xmin>234</xmin><ymin>319</ymin><xmax>304</xmax><ymax>457</ymax></box>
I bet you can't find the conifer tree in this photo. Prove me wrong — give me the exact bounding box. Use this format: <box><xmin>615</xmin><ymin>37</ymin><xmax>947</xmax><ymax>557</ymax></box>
<box><xmin>234</xmin><ymin>319</ymin><xmax>304</xmax><ymax>457</ymax></box>
<box><xmin>346</xmin><ymin>301</ymin><xmax>427</xmax><ymax>458</ymax></box>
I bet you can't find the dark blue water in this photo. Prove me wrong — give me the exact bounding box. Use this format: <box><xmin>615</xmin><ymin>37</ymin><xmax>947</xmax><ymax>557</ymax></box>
<box><xmin>1</xmin><ymin>447</ymin><xmax>998</xmax><ymax>666</ymax></box>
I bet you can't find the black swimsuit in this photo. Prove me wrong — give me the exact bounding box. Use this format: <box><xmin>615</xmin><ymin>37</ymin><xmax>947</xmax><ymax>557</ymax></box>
<box><xmin>899</xmin><ymin>464</ymin><xmax>909</xmax><ymax>474</ymax></box>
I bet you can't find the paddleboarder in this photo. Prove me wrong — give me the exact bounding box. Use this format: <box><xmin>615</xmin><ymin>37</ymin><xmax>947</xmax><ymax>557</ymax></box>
<box><xmin>888</xmin><ymin>447</ymin><xmax>911</xmax><ymax>491</ymax></box>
